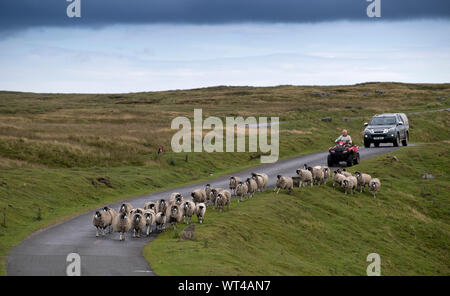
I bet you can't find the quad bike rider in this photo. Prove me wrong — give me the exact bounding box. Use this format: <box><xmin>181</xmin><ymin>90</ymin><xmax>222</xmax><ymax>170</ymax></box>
<box><xmin>328</xmin><ymin>129</ymin><xmax>360</xmax><ymax>167</ymax></box>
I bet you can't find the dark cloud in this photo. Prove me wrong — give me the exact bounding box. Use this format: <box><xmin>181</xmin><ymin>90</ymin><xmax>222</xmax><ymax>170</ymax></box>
<box><xmin>0</xmin><ymin>0</ymin><xmax>449</xmax><ymax>31</ymax></box>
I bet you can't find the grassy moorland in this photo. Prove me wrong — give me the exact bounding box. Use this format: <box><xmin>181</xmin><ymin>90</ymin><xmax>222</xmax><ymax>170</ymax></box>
<box><xmin>145</xmin><ymin>142</ymin><xmax>450</xmax><ymax>275</ymax></box>
<box><xmin>0</xmin><ymin>82</ymin><xmax>449</xmax><ymax>275</ymax></box>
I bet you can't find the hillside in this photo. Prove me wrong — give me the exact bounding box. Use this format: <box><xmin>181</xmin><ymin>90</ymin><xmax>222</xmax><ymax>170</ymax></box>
<box><xmin>0</xmin><ymin>82</ymin><xmax>449</xmax><ymax>275</ymax></box>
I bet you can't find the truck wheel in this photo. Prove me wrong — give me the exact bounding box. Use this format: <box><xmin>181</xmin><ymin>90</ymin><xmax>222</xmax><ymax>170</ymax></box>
<box><xmin>364</xmin><ymin>140</ymin><xmax>371</xmax><ymax>148</ymax></box>
<box><xmin>327</xmin><ymin>155</ymin><xmax>333</xmax><ymax>167</ymax></box>
<box><xmin>393</xmin><ymin>134</ymin><xmax>400</xmax><ymax>147</ymax></box>
<box><xmin>347</xmin><ymin>154</ymin><xmax>353</xmax><ymax>167</ymax></box>
<box><xmin>402</xmin><ymin>135</ymin><xmax>408</xmax><ymax>146</ymax></box>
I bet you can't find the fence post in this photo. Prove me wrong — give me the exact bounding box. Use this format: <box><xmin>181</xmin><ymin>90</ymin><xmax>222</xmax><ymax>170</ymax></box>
<box><xmin>2</xmin><ymin>207</ymin><xmax>6</xmax><ymax>227</ymax></box>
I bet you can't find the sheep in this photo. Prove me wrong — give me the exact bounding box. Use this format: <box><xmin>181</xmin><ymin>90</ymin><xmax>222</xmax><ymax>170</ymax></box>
<box><xmin>92</xmin><ymin>209</ymin><xmax>113</xmax><ymax>237</ymax></box>
<box><xmin>131</xmin><ymin>212</ymin><xmax>146</xmax><ymax>238</ymax></box>
<box><xmin>275</xmin><ymin>175</ymin><xmax>294</xmax><ymax>194</ymax></box>
<box><xmin>308</xmin><ymin>166</ymin><xmax>325</xmax><ymax>185</ymax></box>
<box><xmin>119</xmin><ymin>203</ymin><xmax>132</xmax><ymax>215</ymax></box>
<box><xmin>235</xmin><ymin>181</ymin><xmax>248</xmax><ymax>202</ymax></box>
<box><xmin>369</xmin><ymin>178</ymin><xmax>381</xmax><ymax>198</ymax></box>
<box><xmin>229</xmin><ymin>176</ymin><xmax>241</xmax><ymax>196</ymax></box>
<box><xmin>195</xmin><ymin>203</ymin><xmax>206</xmax><ymax>224</ymax></box>
<box><xmin>191</xmin><ymin>189</ymin><xmax>207</xmax><ymax>204</ymax></box>
<box><xmin>104</xmin><ymin>206</ymin><xmax>118</xmax><ymax>234</ymax></box>
<box><xmin>209</xmin><ymin>187</ymin><xmax>224</xmax><ymax>207</ymax></box>
<box><xmin>355</xmin><ymin>171</ymin><xmax>372</xmax><ymax>193</ymax></box>
<box><xmin>143</xmin><ymin>210</ymin><xmax>156</xmax><ymax>236</ymax></box>
<box><xmin>155</xmin><ymin>212</ymin><xmax>167</xmax><ymax>232</ymax></box>
<box><xmin>251</xmin><ymin>173</ymin><xmax>268</xmax><ymax>191</ymax></box>
<box><xmin>322</xmin><ymin>166</ymin><xmax>330</xmax><ymax>184</ymax></box>
<box><xmin>246</xmin><ymin>178</ymin><xmax>258</xmax><ymax>198</ymax></box>
<box><xmin>112</xmin><ymin>212</ymin><xmax>132</xmax><ymax>241</ymax></box>
<box><xmin>205</xmin><ymin>184</ymin><xmax>212</xmax><ymax>202</ymax></box>
<box><xmin>166</xmin><ymin>204</ymin><xmax>183</xmax><ymax>230</ymax></box>
<box><xmin>296</xmin><ymin>168</ymin><xmax>313</xmax><ymax>187</ymax></box>
<box><xmin>341</xmin><ymin>168</ymin><xmax>352</xmax><ymax>177</ymax></box>
<box><xmin>215</xmin><ymin>190</ymin><xmax>231</xmax><ymax>212</ymax></box>
<box><xmin>130</xmin><ymin>208</ymin><xmax>145</xmax><ymax>217</ymax></box>
<box><xmin>332</xmin><ymin>170</ymin><xmax>346</xmax><ymax>188</ymax></box>
<box><xmin>169</xmin><ymin>193</ymin><xmax>184</xmax><ymax>206</ymax></box>
<box><xmin>156</xmin><ymin>199</ymin><xmax>168</xmax><ymax>214</ymax></box>
<box><xmin>341</xmin><ymin>176</ymin><xmax>358</xmax><ymax>195</ymax></box>
<box><xmin>144</xmin><ymin>201</ymin><xmax>158</xmax><ymax>213</ymax></box>
<box><xmin>181</xmin><ymin>200</ymin><xmax>196</xmax><ymax>224</ymax></box>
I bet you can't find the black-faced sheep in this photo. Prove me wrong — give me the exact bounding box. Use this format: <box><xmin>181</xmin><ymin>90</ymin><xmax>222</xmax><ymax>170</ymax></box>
<box><xmin>131</xmin><ymin>212</ymin><xmax>146</xmax><ymax>238</ymax></box>
<box><xmin>355</xmin><ymin>171</ymin><xmax>372</xmax><ymax>193</ymax></box>
<box><xmin>143</xmin><ymin>210</ymin><xmax>155</xmax><ymax>236</ymax></box>
<box><xmin>369</xmin><ymin>178</ymin><xmax>381</xmax><ymax>198</ymax></box>
<box><xmin>235</xmin><ymin>181</ymin><xmax>248</xmax><ymax>202</ymax></box>
<box><xmin>246</xmin><ymin>178</ymin><xmax>258</xmax><ymax>198</ymax></box>
<box><xmin>341</xmin><ymin>176</ymin><xmax>358</xmax><ymax>195</ymax></box>
<box><xmin>92</xmin><ymin>209</ymin><xmax>113</xmax><ymax>237</ymax></box>
<box><xmin>215</xmin><ymin>190</ymin><xmax>231</xmax><ymax>212</ymax></box>
<box><xmin>144</xmin><ymin>201</ymin><xmax>158</xmax><ymax>213</ymax></box>
<box><xmin>155</xmin><ymin>212</ymin><xmax>166</xmax><ymax>232</ymax></box>
<box><xmin>119</xmin><ymin>203</ymin><xmax>132</xmax><ymax>215</ymax></box>
<box><xmin>332</xmin><ymin>170</ymin><xmax>346</xmax><ymax>188</ymax></box>
<box><xmin>169</xmin><ymin>193</ymin><xmax>184</xmax><ymax>206</ymax></box>
<box><xmin>209</xmin><ymin>187</ymin><xmax>224</xmax><ymax>207</ymax></box>
<box><xmin>156</xmin><ymin>199</ymin><xmax>168</xmax><ymax>214</ymax></box>
<box><xmin>251</xmin><ymin>173</ymin><xmax>268</xmax><ymax>191</ymax></box>
<box><xmin>191</xmin><ymin>189</ymin><xmax>207</xmax><ymax>204</ymax></box>
<box><xmin>229</xmin><ymin>176</ymin><xmax>241</xmax><ymax>196</ymax></box>
<box><xmin>296</xmin><ymin>168</ymin><xmax>313</xmax><ymax>187</ymax></box>
<box><xmin>195</xmin><ymin>203</ymin><xmax>206</xmax><ymax>224</ymax></box>
<box><xmin>112</xmin><ymin>212</ymin><xmax>132</xmax><ymax>241</ymax></box>
<box><xmin>166</xmin><ymin>204</ymin><xmax>183</xmax><ymax>230</ymax></box>
<box><xmin>275</xmin><ymin>175</ymin><xmax>294</xmax><ymax>194</ymax></box>
<box><xmin>182</xmin><ymin>200</ymin><xmax>196</xmax><ymax>224</ymax></box>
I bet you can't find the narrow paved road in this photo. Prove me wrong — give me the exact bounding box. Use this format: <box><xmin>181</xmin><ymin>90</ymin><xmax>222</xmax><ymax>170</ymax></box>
<box><xmin>7</xmin><ymin>145</ymin><xmax>400</xmax><ymax>276</ymax></box>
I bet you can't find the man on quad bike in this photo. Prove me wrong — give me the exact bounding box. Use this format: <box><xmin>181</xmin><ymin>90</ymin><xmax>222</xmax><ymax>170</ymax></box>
<box><xmin>335</xmin><ymin>129</ymin><xmax>352</xmax><ymax>145</ymax></box>
<box><xmin>328</xmin><ymin>129</ymin><xmax>359</xmax><ymax>167</ymax></box>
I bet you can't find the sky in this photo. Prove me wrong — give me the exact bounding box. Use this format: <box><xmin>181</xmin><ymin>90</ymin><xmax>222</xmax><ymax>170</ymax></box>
<box><xmin>0</xmin><ymin>0</ymin><xmax>449</xmax><ymax>93</ymax></box>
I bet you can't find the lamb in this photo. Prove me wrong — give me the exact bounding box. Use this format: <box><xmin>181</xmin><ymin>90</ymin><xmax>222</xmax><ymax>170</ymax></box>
<box><xmin>143</xmin><ymin>210</ymin><xmax>155</xmax><ymax>236</ymax></box>
<box><xmin>246</xmin><ymin>178</ymin><xmax>258</xmax><ymax>198</ymax></box>
<box><xmin>229</xmin><ymin>176</ymin><xmax>241</xmax><ymax>196</ymax></box>
<box><xmin>166</xmin><ymin>204</ymin><xmax>183</xmax><ymax>230</ymax></box>
<box><xmin>169</xmin><ymin>193</ymin><xmax>184</xmax><ymax>206</ymax></box>
<box><xmin>355</xmin><ymin>171</ymin><xmax>372</xmax><ymax>193</ymax></box>
<box><xmin>156</xmin><ymin>199</ymin><xmax>168</xmax><ymax>214</ymax></box>
<box><xmin>131</xmin><ymin>212</ymin><xmax>146</xmax><ymax>238</ymax></box>
<box><xmin>144</xmin><ymin>201</ymin><xmax>158</xmax><ymax>213</ymax></box>
<box><xmin>275</xmin><ymin>175</ymin><xmax>294</xmax><ymax>194</ymax></box>
<box><xmin>195</xmin><ymin>203</ymin><xmax>206</xmax><ymax>224</ymax></box>
<box><xmin>191</xmin><ymin>189</ymin><xmax>207</xmax><ymax>204</ymax></box>
<box><xmin>112</xmin><ymin>212</ymin><xmax>132</xmax><ymax>241</ymax></box>
<box><xmin>341</xmin><ymin>176</ymin><xmax>358</xmax><ymax>195</ymax></box>
<box><xmin>119</xmin><ymin>203</ymin><xmax>132</xmax><ymax>215</ymax></box>
<box><xmin>369</xmin><ymin>178</ymin><xmax>381</xmax><ymax>198</ymax></box>
<box><xmin>296</xmin><ymin>168</ymin><xmax>313</xmax><ymax>187</ymax></box>
<box><xmin>155</xmin><ymin>212</ymin><xmax>167</xmax><ymax>232</ymax></box>
<box><xmin>251</xmin><ymin>173</ymin><xmax>268</xmax><ymax>191</ymax></box>
<box><xmin>181</xmin><ymin>200</ymin><xmax>196</xmax><ymax>224</ymax></box>
<box><xmin>235</xmin><ymin>181</ymin><xmax>248</xmax><ymax>202</ymax></box>
<box><xmin>92</xmin><ymin>209</ymin><xmax>113</xmax><ymax>237</ymax></box>
<box><xmin>209</xmin><ymin>187</ymin><xmax>224</xmax><ymax>207</ymax></box>
<box><xmin>332</xmin><ymin>170</ymin><xmax>346</xmax><ymax>188</ymax></box>
<box><xmin>215</xmin><ymin>190</ymin><xmax>231</xmax><ymax>212</ymax></box>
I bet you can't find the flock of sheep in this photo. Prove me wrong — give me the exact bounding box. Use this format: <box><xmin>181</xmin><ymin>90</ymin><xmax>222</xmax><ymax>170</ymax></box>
<box><xmin>92</xmin><ymin>166</ymin><xmax>381</xmax><ymax>241</ymax></box>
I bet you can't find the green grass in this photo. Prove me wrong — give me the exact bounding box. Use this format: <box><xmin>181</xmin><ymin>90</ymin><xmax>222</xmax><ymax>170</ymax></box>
<box><xmin>0</xmin><ymin>82</ymin><xmax>449</xmax><ymax>275</ymax></box>
<box><xmin>144</xmin><ymin>142</ymin><xmax>450</xmax><ymax>275</ymax></box>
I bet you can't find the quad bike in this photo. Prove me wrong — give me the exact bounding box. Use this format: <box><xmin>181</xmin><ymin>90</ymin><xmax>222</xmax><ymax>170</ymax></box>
<box><xmin>327</xmin><ymin>141</ymin><xmax>360</xmax><ymax>167</ymax></box>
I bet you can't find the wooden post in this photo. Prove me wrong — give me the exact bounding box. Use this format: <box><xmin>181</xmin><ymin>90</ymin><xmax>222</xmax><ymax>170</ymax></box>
<box><xmin>37</xmin><ymin>208</ymin><xmax>41</xmax><ymax>221</ymax></box>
